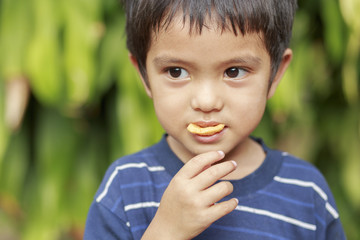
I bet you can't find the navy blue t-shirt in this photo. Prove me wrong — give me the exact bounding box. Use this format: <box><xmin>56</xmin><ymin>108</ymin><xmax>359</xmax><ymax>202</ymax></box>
<box><xmin>84</xmin><ymin>136</ymin><xmax>346</xmax><ymax>239</ymax></box>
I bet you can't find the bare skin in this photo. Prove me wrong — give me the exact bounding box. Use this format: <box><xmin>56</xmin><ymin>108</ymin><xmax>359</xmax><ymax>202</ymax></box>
<box><xmin>132</xmin><ymin>11</ymin><xmax>293</xmax><ymax>239</ymax></box>
<box><xmin>141</xmin><ymin>151</ymin><xmax>238</xmax><ymax>240</ymax></box>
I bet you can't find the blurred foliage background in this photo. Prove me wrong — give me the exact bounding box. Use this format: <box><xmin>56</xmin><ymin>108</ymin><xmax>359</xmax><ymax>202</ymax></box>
<box><xmin>0</xmin><ymin>0</ymin><xmax>359</xmax><ymax>239</ymax></box>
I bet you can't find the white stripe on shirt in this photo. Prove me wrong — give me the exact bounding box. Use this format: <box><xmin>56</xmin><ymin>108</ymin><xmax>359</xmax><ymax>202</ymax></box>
<box><xmin>236</xmin><ymin>205</ymin><xmax>317</xmax><ymax>231</ymax></box>
<box><xmin>124</xmin><ymin>201</ymin><xmax>160</xmax><ymax>212</ymax></box>
<box><xmin>96</xmin><ymin>163</ymin><xmax>165</xmax><ymax>202</ymax></box>
<box><xmin>274</xmin><ymin>176</ymin><xmax>327</xmax><ymax>200</ymax></box>
<box><xmin>274</xmin><ymin>176</ymin><xmax>339</xmax><ymax>219</ymax></box>
<box><xmin>326</xmin><ymin>202</ymin><xmax>339</xmax><ymax>219</ymax></box>
<box><xmin>123</xmin><ymin>201</ymin><xmax>317</xmax><ymax>231</ymax></box>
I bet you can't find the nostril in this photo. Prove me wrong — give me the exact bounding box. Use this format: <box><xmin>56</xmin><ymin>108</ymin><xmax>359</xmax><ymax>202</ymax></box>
<box><xmin>190</xmin><ymin>93</ymin><xmax>224</xmax><ymax>112</ymax></box>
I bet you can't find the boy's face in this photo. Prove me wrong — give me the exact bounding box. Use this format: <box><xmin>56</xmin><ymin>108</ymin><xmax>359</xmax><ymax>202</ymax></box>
<box><xmin>132</xmin><ymin>16</ymin><xmax>291</xmax><ymax>162</ymax></box>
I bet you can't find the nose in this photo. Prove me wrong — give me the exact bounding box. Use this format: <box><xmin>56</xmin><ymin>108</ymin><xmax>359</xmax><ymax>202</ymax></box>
<box><xmin>190</xmin><ymin>82</ymin><xmax>224</xmax><ymax>112</ymax></box>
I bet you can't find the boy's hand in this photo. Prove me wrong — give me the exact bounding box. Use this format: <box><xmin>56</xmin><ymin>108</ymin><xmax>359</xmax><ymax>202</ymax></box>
<box><xmin>142</xmin><ymin>151</ymin><xmax>238</xmax><ymax>240</ymax></box>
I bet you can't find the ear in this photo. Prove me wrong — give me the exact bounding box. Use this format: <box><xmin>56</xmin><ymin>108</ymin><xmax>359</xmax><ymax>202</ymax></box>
<box><xmin>129</xmin><ymin>53</ymin><xmax>153</xmax><ymax>98</ymax></box>
<box><xmin>267</xmin><ymin>48</ymin><xmax>293</xmax><ymax>99</ymax></box>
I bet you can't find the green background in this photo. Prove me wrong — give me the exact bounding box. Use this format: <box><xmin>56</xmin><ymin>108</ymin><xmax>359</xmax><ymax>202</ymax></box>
<box><xmin>0</xmin><ymin>0</ymin><xmax>359</xmax><ymax>239</ymax></box>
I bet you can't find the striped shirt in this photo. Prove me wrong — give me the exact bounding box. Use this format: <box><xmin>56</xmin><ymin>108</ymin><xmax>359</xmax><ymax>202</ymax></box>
<box><xmin>84</xmin><ymin>136</ymin><xmax>346</xmax><ymax>239</ymax></box>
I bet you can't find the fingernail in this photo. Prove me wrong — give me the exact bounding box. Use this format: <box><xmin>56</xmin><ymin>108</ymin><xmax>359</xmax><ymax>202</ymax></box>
<box><xmin>217</xmin><ymin>151</ymin><xmax>225</xmax><ymax>158</ymax></box>
<box><xmin>231</xmin><ymin>160</ymin><xmax>237</xmax><ymax>168</ymax></box>
<box><xmin>234</xmin><ymin>198</ymin><xmax>239</xmax><ymax>205</ymax></box>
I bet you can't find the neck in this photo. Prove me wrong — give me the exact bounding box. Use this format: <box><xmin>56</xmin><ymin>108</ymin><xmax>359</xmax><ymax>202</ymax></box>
<box><xmin>167</xmin><ymin>135</ymin><xmax>266</xmax><ymax>180</ymax></box>
<box><xmin>220</xmin><ymin>137</ymin><xmax>266</xmax><ymax>180</ymax></box>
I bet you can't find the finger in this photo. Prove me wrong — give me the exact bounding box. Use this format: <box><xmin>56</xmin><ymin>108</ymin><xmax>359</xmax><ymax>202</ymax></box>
<box><xmin>206</xmin><ymin>198</ymin><xmax>238</xmax><ymax>224</ymax></box>
<box><xmin>194</xmin><ymin>160</ymin><xmax>237</xmax><ymax>190</ymax></box>
<box><xmin>178</xmin><ymin>151</ymin><xmax>225</xmax><ymax>179</ymax></box>
<box><xmin>202</xmin><ymin>181</ymin><xmax>234</xmax><ymax>206</ymax></box>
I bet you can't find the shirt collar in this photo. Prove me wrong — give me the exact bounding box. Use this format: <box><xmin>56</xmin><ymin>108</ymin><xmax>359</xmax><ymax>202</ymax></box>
<box><xmin>152</xmin><ymin>134</ymin><xmax>283</xmax><ymax>197</ymax></box>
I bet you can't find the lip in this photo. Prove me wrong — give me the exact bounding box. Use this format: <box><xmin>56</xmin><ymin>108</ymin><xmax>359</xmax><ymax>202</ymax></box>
<box><xmin>192</xmin><ymin>121</ymin><xmax>222</xmax><ymax>128</ymax></box>
<box><xmin>191</xmin><ymin>127</ymin><xmax>226</xmax><ymax>143</ymax></box>
<box><xmin>188</xmin><ymin>121</ymin><xmax>227</xmax><ymax>144</ymax></box>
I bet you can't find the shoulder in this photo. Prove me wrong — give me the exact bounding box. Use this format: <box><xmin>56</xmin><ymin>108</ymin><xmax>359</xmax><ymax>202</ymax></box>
<box><xmin>102</xmin><ymin>145</ymin><xmax>166</xmax><ymax>181</ymax></box>
<box><xmin>275</xmin><ymin>152</ymin><xmax>346</xmax><ymax>238</ymax></box>
<box><xmin>85</xmin><ymin>144</ymin><xmax>170</xmax><ymax>238</ymax></box>
<box><xmin>275</xmin><ymin>152</ymin><xmax>340</xmax><ymax>219</ymax></box>
<box><xmin>277</xmin><ymin>152</ymin><xmax>330</xmax><ymax>190</ymax></box>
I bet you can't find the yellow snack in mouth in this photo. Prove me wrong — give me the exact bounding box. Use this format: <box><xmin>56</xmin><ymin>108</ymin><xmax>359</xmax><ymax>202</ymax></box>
<box><xmin>187</xmin><ymin>123</ymin><xmax>225</xmax><ymax>136</ymax></box>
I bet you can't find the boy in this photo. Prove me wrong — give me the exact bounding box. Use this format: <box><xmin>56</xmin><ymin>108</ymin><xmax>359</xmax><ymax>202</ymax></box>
<box><xmin>85</xmin><ymin>0</ymin><xmax>346</xmax><ymax>239</ymax></box>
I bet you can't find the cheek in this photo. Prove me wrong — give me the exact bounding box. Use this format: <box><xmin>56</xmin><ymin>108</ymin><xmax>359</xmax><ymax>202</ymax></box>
<box><xmin>151</xmin><ymin>84</ymin><xmax>189</xmax><ymax>109</ymax></box>
<box><xmin>152</xmin><ymin>94</ymin><xmax>186</xmax><ymax>129</ymax></box>
<box><xmin>153</xmin><ymin>92</ymin><xmax>184</xmax><ymax>112</ymax></box>
<box><xmin>238</xmin><ymin>100</ymin><xmax>266</xmax><ymax>120</ymax></box>
<box><xmin>228</xmin><ymin>89</ymin><xmax>268</xmax><ymax>123</ymax></box>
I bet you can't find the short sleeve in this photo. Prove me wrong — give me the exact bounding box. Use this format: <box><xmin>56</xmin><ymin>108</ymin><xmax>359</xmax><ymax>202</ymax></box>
<box><xmin>84</xmin><ymin>202</ymin><xmax>133</xmax><ymax>240</ymax></box>
<box><xmin>325</xmin><ymin>218</ymin><xmax>346</xmax><ymax>240</ymax></box>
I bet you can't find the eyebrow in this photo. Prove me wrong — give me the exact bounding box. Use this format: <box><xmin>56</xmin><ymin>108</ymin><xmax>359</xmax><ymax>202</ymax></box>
<box><xmin>153</xmin><ymin>56</ymin><xmax>190</xmax><ymax>67</ymax></box>
<box><xmin>222</xmin><ymin>56</ymin><xmax>263</xmax><ymax>66</ymax></box>
<box><xmin>152</xmin><ymin>55</ymin><xmax>263</xmax><ymax>67</ymax></box>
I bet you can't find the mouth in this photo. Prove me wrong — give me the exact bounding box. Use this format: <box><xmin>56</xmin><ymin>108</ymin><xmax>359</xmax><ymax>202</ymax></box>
<box><xmin>187</xmin><ymin>122</ymin><xmax>226</xmax><ymax>136</ymax></box>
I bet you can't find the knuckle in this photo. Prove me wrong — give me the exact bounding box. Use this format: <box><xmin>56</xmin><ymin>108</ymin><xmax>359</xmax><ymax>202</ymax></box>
<box><xmin>191</xmin><ymin>155</ymin><xmax>204</xmax><ymax>168</ymax></box>
<box><xmin>222</xmin><ymin>181</ymin><xmax>234</xmax><ymax>194</ymax></box>
<box><xmin>189</xmin><ymin>196</ymin><xmax>202</xmax><ymax>208</ymax></box>
<box><xmin>207</xmin><ymin>166</ymin><xmax>220</xmax><ymax>177</ymax></box>
<box><xmin>222</xmin><ymin>203</ymin><xmax>232</xmax><ymax>213</ymax></box>
<box><xmin>197</xmin><ymin>211</ymin><xmax>210</xmax><ymax>225</ymax></box>
<box><xmin>191</xmin><ymin>151</ymin><xmax>218</xmax><ymax>167</ymax></box>
<box><xmin>178</xmin><ymin>194</ymin><xmax>201</xmax><ymax>210</ymax></box>
<box><xmin>181</xmin><ymin>183</ymin><xmax>193</xmax><ymax>197</ymax></box>
<box><xmin>215</xmin><ymin>181</ymin><xmax>233</xmax><ymax>197</ymax></box>
<box><xmin>169</xmin><ymin>176</ymin><xmax>189</xmax><ymax>193</ymax></box>
<box><xmin>222</xmin><ymin>201</ymin><xmax>236</xmax><ymax>214</ymax></box>
<box><xmin>170</xmin><ymin>175</ymin><xmax>181</xmax><ymax>187</ymax></box>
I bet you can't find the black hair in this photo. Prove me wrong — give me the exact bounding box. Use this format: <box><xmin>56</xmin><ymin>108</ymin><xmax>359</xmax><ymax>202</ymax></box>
<box><xmin>123</xmin><ymin>0</ymin><xmax>297</xmax><ymax>84</ymax></box>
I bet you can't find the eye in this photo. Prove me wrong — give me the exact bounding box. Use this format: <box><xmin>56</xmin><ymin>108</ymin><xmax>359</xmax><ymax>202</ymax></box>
<box><xmin>167</xmin><ymin>67</ymin><xmax>189</xmax><ymax>80</ymax></box>
<box><xmin>224</xmin><ymin>67</ymin><xmax>247</xmax><ymax>80</ymax></box>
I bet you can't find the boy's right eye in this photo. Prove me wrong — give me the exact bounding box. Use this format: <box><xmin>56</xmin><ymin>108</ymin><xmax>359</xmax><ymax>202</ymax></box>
<box><xmin>167</xmin><ymin>67</ymin><xmax>189</xmax><ymax>80</ymax></box>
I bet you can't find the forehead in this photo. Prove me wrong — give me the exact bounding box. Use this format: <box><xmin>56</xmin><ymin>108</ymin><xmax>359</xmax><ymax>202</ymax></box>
<box><xmin>148</xmin><ymin>14</ymin><xmax>269</xmax><ymax>64</ymax></box>
<box><xmin>150</xmin><ymin>11</ymin><xmax>267</xmax><ymax>50</ymax></box>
